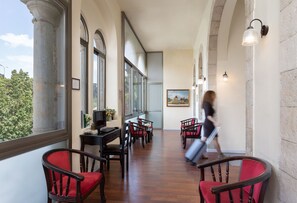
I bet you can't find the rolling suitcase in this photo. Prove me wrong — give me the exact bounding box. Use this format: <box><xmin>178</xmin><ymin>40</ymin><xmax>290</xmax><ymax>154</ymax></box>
<box><xmin>185</xmin><ymin>127</ymin><xmax>220</xmax><ymax>164</ymax></box>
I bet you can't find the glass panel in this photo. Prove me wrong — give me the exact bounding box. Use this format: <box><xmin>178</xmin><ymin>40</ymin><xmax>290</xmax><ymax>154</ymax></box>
<box><xmin>125</xmin><ymin>63</ymin><xmax>132</xmax><ymax>115</ymax></box>
<box><xmin>94</xmin><ymin>33</ymin><xmax>106</xmax><ymax>54</ymax></box>
<box><xmin>0</xmin><ymin>0</ymin><xmax>66</xmax><ymax>141</ymax></box>
<box><xmin>80</xmin><ymin>17</ymin><xmax>88</xmax><ymax>42</ymax></box>
<box><xmin>80</xmin><ymin>44</ymin><xmax>87</xmax><ymax>115</ymax></box>
<box><xmin>98</xmin><ymin>56</ymin><xmax>105</xmax><ymax>110</ymax></box>
<box><xmin>93</xmin><ymin>54</ymin><xmax>98</xmax><ymax>111</ymax></box>
<box><xmin>143</xmin><ymin>77</ymin><xmax>147</xmax><ymax>112</ymax></box>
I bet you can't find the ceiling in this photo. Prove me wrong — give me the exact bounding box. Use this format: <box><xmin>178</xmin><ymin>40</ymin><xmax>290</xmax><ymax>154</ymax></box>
<box><xmin>115</xmin><ymin>0</ymin><xmax>208</xmax><ymax>52</ymax></box>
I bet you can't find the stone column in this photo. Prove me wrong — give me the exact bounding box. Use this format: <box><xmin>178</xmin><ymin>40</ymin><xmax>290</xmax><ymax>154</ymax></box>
<box><xmin>21</xmin><ymin>0</ymin><xmax>63</xmax><ymax>133</ymax></box>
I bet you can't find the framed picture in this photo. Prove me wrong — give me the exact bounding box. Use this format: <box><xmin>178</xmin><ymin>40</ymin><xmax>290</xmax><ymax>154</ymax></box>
<box><xmin>72</xmin><ymin>78</ymin><xmax>80</xmax><ymax>90</ymax></box>
<box><xmin>167</xmin><ymin>89</ymin><xmax>190</xmax><ymax>107</ymax></box>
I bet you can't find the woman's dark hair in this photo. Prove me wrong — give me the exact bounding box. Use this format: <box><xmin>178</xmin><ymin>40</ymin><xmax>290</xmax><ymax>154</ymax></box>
<box><xmin>202</xmin><ymin>90</ymin><xmax>216</xmax><ymax>108</ymax></box>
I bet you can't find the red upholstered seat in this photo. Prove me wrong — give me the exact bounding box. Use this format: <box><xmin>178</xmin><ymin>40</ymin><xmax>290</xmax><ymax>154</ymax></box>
<box><xmin>52</xmin><ymin>172</ymin><xmax>102</xmax><ymax>197</ymax></box>
<box><xmin>42</xmin><ymin>148</ymin><xmax>106</xmax><ymax>203</ymax></box>
<box><xmin>180</xmin><ymin>123</ymin><xmax>202</xmax><ymax>149</ymax></box>
<box><xmin>200</xmin><ymin>181</ymin><xmax>253</xmax><ymax>203</ymax></box>
<box><xmin>129</xmin><ymin>121</ymin><xmax>147</xmax><ymax>148</ymax></box>
<box><xmin>197</xmin><ymin>156</ymin><xmax>272</xmax><ymax>203</ymax></box>
<box><xmin>240</xmin><ymin>159</ymin><xmax>265</xmax><ymax>203</ymax></box>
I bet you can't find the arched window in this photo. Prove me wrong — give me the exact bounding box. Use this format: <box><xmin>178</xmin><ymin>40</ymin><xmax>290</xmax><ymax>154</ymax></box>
<box><xmin>80</xmin><ymin>15</ymin><xmax>88</xmax><ymax>127</ymax></box>
<box><xmin>93</xmin><ymin>31</ymin><xmax>106</xmax><ymax>110</ymax></box>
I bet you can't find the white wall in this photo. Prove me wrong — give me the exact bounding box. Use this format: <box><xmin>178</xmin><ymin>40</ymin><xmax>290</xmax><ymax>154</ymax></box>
<box><xmin>193</xmin><ymin>0</ymin><xmax>214</xmax><ymax>118</ymax></box>
<box><xmin>0</xmin><ymin>142</ymin><xmax>66</xmax><ymax>203</ymax></box>
<box><xmin>72</xmin><ymin>0</ymin><xmax>122</xmax><ymax>150</ymax></box>
<box><xmin>216</xmin><ymin>0</ymin><xmax>246</xmax><ymax>153</ymax></box>
<box><xmin>253</xmin><ymin>0</ymin><xmax>280</xmax><ymax>202</ymax></box>
<box><xmin>163</xmin><ymin>49</ymin><xmax>194</xmax><ymax>130</ymax></box>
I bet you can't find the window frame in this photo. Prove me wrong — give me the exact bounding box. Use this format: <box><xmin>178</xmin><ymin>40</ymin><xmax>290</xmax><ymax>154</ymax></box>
<box><xmin>0</xmin><ymin>0</ymin><xmax>72</xmax><ymax>160</ymax></box>
<box><xmin>80</xmin><ymin>15</ymin><xmax>89</xmax><ymax>128</ymax></box>
<box><xmin>93</xmin><ymin>30</ymin><xmax>106</xmax><ymax>111</ymax></box>
<box><xmin>124</xmin><ymin>58</ymin><xmax>147</xmax><ymax>118</ymax></box>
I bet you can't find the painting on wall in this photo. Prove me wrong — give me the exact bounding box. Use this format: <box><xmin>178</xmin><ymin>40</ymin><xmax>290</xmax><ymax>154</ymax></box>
<box><xmin>167</xmin><ymin>89</ymin><xmax>190</xmax><ymax>107</ymax></box>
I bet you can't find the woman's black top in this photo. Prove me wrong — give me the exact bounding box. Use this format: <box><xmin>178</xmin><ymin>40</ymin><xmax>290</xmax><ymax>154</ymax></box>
<box><xmin>203</xmin><ymin>101</ymin><xmax>215</xmax><ymax>138</ymax></box>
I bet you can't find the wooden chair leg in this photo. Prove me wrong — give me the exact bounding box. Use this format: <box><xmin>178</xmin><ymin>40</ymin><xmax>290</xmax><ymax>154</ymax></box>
<box><xmin>100</xmin><ymin>176</ymin><xmax>106</xmax><ymax>203</ymax></box>
<box><xmin>107</xmin><ymin>156</ymin><xmax>110</xmax><ymax>170</ymax></box>
<box><xmin>126</xmin><ymin>152</ymin><xmax>129</xmax><ymax>171</ymax></box>
<box><xmin>120</xmin><ymin>154</ymin><xmax>124</xmax><ymax>179</ymax></box>
<box><xmin>183</xmin><ymin>137</ymin><xmax>187</xmax><ymax>149</ymax></box>
<box><xmin>142</xmin><ymin>137</ymin><xmax>145</xmax><ymax>148</ymax></box>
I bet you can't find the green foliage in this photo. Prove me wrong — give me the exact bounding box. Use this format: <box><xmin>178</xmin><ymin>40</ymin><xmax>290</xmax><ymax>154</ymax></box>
<box><xmin>0</xmin><ymin>70</ymin><xmax>33</xmax><ymax>141</ymax></box>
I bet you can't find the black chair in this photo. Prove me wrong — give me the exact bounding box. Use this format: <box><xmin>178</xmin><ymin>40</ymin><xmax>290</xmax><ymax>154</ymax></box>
<box><xmin>42</xmin><ymin>148</ymin><xmax>106</xmax><ymax>203</ymax></box>
<box><xmin>101</xmin><ymin>124</ymin><xmax>130</xmax><ymax>178</ymax></box>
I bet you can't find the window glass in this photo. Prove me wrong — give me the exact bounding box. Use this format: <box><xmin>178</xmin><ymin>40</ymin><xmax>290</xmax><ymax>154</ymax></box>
<box><xmin>93</xmin><ymin>31</ymin><xmax>106</xmax><ymax>111</ymax></box>
<box><xmin>0</xmin><ymin>0</ymin><xmax>66</xmax><ymax>141</ymax></box>
<box><xmin>125</xmin><ymin>63</ymin><xmax>132</xmax><ymax>115</ymax></box>
<box><xmin>80</xmin><ymin>16</ymin><xmax>88</xmax><ymax>127</ymax></box>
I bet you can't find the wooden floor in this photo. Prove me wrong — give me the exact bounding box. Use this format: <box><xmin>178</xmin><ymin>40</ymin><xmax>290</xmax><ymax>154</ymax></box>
<box><xmin>86</xmin><ymin>130</ymin><xmax>240</xmax><ymax>203</ymax></box>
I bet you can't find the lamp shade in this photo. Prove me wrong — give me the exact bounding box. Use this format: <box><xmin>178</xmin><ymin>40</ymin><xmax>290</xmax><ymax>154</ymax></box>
<box><xmin>242</xmin><ymin>27</ymin><xmax>260</xmax><ymax>46</ymax></box>
<box><xmin>223</xmin><ymin>71</ymin><xmax>228</xmax><ymax>81</ymax></box>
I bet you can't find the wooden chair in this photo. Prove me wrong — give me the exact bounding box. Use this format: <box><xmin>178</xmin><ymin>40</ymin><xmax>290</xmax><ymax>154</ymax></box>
<box><xmin>180</xmin><ymin>118</ymin><xmax>199</xmax><ymax>135</ymax></box>
<box><xmin>137</xmin><ymin>117</ymin><xmax>154</xmax><ymax>142</ymax></box>
<box><xmin>197</xmin><ymin>156</ymin><xmax>272</xmax><ymax>203</ymax></box>
<box><xmin>101</xmin><ymin>124</ymin><xmax>130</xmax><ymax>178</ymax></box>
<box><xmin>129</xmin><ymin>121</ymin><xmax>148</xmax><ymax>148</ymax></box>
<box><xmin>180</xmin><ymin>122</ymin><xmax>203</xmax><ymax>149</ymax></box>
<box><xmin>42</xmin><ymin>148</ymin><xmax>106</xmax><ymax>203</ymax></box>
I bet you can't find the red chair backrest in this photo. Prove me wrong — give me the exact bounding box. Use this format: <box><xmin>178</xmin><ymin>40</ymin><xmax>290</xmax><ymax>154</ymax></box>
<box><xmin>239</xmin><ymin>159</ymin><xmax>265</xmax><ymax>203</ymax></box>
<box><xmin>47</xmin><ymin>151</ymin><xmax>71</xmax><ymax>181</ymax></box>
<box><xmin>129</xmin><ymin>122</ymin><xmax>135</xmax><ymax>134</ymax></box>
<box><xmin>191</xmin><ymin>118</ymin><xmax>196</xmax><ymax>125</ymax></box>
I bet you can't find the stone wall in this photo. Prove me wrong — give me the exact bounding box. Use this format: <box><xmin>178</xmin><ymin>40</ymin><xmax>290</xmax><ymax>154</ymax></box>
<box><xmin>208</xmin><ymin>0</ymin><xmax>226</xmax><ymax>91</ymax></box>
<box><xmin>279</xmin><ymin>0</ymin><xmax>297</xmax><ymax>202</ymax></box>
<box><xmin>244</xmin><ymin>0</ymin><xmax>254</xmax><ymax>156</ymax></box>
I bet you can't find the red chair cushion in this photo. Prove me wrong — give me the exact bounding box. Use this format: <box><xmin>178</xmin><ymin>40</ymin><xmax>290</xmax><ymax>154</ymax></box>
<box><xmin>184</xmin><ymin>131</ymin><xmax>199</xmax><ymax>137</ymax></box>
<box><xmin>52</xmin><ymin>172</ymin><xmax>102</xmax><ymax>197</ymax></box>
<box><xmin>200</xmin><ymin>181</ymin><xmax>254</xmax><ymax>203</ymax></box>
<box><xmin>47</xmin><ymin>151</ymin><xmax>71</xmax><ymax>171</ymax></box>
<box><xmin>240</xmin><ymin>159</ymin><xmax>265</xmax><ymax>203</ymax></box>
<box><xmin>133</xmin><ymin>130</ymin><xmax>147</xmax><ymax>137</ymax></box>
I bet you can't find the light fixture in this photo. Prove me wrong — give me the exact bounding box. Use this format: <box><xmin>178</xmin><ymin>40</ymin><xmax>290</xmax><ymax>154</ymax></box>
<box><xmin>223</xmin><ymin>71</ymin><xmax>228</xmax><ymax>81</ymax></box>
<box><xmin>197</xmin><ymin>76</ymin><xmax>206</xmax><ymax>85</ymax></box>
<box><xmin>242</xmin><ymin>18</ymin><xmax>269</xmax><ymax>46</ymax></box>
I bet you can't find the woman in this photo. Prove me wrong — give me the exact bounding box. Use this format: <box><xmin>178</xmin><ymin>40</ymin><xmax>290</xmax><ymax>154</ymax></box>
<box><xmin>201</xmin><ymin>90</ymin><xmax>224</xmax><ymax>158</ymax></box>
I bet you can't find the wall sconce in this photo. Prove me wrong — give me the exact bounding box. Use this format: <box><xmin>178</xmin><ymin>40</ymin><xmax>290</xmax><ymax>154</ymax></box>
<box><xmin>197</xmin><ymin>76</ymin><xmax>206</xmax><ymax>85</ymax></box>
<box><xmin>223</xmin><ymin>71</ymin><xmax>228</xmax><ymax>81</ymax></box>
<box><xmin>242</xmin><ymin>18</ymin><xmax>269</xmax><ymax>46</ymax></box>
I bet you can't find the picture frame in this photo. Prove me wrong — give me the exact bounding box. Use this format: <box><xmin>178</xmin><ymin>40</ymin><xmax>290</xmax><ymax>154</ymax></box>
<box><xmin>72</xmin><ymin>78</ymin><xmax>80</xmax><ymax>90</ymax></box>
<box><xmin>167</xmin><ymin>89</ymin><xmax>190</xmax><ymax>107</ymax></box>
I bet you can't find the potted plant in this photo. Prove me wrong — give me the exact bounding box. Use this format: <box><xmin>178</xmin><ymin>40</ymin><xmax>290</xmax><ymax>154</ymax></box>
<box><xmin>106</xmin><ymin>108</ymin><xmax>116</xmax><ymax>121</ymax></box>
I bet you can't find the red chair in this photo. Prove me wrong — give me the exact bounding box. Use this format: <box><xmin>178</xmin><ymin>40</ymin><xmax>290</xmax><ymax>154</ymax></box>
<box><xmin>197</xmin><ymin>156</ymin><xmax>272</xmax><ymax>203</ymax></box>
<box><xmin>129</xmin><ymin>121</ymin><xmax>148</xmax><ymax>148</ymax></box>
<box><xmin>181</xmin><ymin>122</ymin><xmax>203</xmax><ymax>149</ymax></box>
<box><xmin>42</xmin><ymin>148</ymin><xmax>106</xmax><ymax>203</ymax></box>
<box><xmin>180</xmin><ymin>118</ymin><xmax>198</xmax><ymax>135</ymax></box>
<box><xmin>137</xmin><ymin>117</ymin><xmax>154</xmax><ymax>142</ymax></box>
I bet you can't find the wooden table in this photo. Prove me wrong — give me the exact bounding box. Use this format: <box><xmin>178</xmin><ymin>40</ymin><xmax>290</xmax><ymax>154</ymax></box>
<box><xmin>80</xmin><ymin>128</ymin><xmax>121</xmax><ymax>159</ymax></box>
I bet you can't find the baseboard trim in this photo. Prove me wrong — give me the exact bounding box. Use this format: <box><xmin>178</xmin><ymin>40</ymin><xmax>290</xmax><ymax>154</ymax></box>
<box><xmin>206</xmin><ymin>149</ymin><xmax>246</xmax><ymax>154</ymax></box>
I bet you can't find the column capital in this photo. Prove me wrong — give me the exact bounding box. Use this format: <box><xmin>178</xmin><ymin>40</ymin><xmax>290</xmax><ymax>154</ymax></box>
<box><xmin>21</xmin><ymin>0</ymin><xmax>63</xmax><ymax>27</ymax></box>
